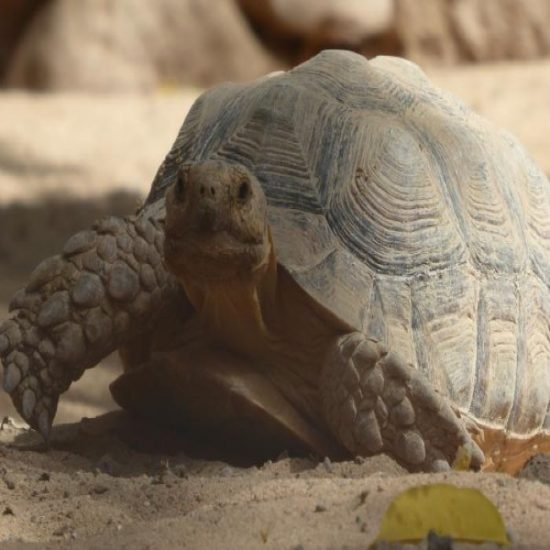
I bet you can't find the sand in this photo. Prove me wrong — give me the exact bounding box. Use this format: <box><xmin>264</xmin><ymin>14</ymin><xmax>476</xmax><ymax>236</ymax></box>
<box><xmin>0</xmin><ymin>59</ymin><xmax>550</xmax><ymax>548</ymax></box>
<box><xmin>0</xmin><ymin>414</ymin><xmax>549</xmax><ymax>549</ymax></box>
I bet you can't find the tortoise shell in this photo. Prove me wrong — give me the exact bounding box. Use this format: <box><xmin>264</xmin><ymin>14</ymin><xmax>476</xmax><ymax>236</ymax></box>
<box><xmin>149</xmin><ymin>50</ymin><xmax>550</xmax><ymax>438</ymax></box>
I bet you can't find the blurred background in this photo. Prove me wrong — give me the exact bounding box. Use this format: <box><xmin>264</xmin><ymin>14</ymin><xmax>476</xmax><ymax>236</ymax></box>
<box><xmin>0</xmin><ymin>0</ymin><xmax>549</xmax><ymax>425</ymax></box>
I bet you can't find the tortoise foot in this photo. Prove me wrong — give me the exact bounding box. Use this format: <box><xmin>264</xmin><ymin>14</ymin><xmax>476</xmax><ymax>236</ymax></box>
<box><xmin>321</xmin><ymin>332</ymin><xmax>485</xmax><ymax>472</ymax></box>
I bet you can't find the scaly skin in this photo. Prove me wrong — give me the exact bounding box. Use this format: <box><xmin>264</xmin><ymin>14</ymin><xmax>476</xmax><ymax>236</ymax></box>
<box><xmin>321</xmin><ymin>333</ymin><xmax>485</xmax><ymax>471</ymax></box>
<box><xmin>0</xmin><ymin>206</ymin><xmax>177</xmax><ymax>438</ymax></box>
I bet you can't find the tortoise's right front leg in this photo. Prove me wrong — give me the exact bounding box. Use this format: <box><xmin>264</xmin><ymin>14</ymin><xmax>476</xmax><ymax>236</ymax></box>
<box><xmin>0</xmin><ymin>211</ymin><xmax>180</xmax><ymax>438</ymax></box>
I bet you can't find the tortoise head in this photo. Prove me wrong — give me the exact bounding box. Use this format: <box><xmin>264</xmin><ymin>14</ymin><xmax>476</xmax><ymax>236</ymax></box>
<box><xmin>164</xmin><ymin>160</ymin><xmax>271</xmax><ymax>282</ymax></box>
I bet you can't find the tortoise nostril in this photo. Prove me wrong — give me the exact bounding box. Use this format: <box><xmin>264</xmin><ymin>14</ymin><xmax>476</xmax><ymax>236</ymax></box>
<box><xmin>199</xmin><ymin>185</ymin><xmax>205</xmax><ymax>196</ymax></box>
<box><xmin>210</xmin><ymin>186</ymin><xmax>216</xmax><ymax>196</ymax></box>
<box><xmin>238</xmin><ymin>180</ymin><xmax>251</xmax><ymax>201</ymax></box>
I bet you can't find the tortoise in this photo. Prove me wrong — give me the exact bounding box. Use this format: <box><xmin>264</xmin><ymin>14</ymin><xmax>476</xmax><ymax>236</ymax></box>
<box><xmin>1</xmin><ymin>50</ymin><xmax>549</xmax><ymax>473</ymax></box>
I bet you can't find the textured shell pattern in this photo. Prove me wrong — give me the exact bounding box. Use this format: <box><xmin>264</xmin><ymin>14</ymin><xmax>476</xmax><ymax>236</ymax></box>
<box><xmin>147</xmin><ymin>51</ymin><xmax>550</xmax><ymax>437</ymax></box>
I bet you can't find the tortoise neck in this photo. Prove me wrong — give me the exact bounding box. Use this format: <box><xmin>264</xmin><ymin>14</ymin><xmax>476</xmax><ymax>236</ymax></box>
<box><xmin>177</xmin><ymin>233</ymin><xmax>348</xmax><ymax>425</ymax></box>
<box><xmin>178</xmin><ymin>235</ymin><xmax>280</xmax><ymax>356</ymax></box>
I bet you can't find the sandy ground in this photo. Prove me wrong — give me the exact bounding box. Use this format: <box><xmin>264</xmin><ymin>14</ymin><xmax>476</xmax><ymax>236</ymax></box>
<box><xmin>0</xmin><ymin>414</ymin><xmax>549</xmax><ymax>549</ymax></box>
<box><xmin>0</xmin><ymin>59</ymin><xmax>549</xmax><ymax>548</ymax></box>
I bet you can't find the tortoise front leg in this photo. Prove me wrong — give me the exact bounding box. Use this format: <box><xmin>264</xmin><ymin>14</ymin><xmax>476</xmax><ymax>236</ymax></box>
<box><xmin>321</xmin><ymin>332</ymin><xmax>485</xmax><ymax>472</ymax></box>
<box><xmin>0</xmin><ymin>211</ymin><xmax>183</xmax><ymax>438</ymax></box>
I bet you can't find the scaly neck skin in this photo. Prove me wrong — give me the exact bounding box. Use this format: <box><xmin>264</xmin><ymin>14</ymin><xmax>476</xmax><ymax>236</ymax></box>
<box><xmin>179</xmin><ymin>244</ymin><xmax>280</xmax><ymax>358</ymax></box>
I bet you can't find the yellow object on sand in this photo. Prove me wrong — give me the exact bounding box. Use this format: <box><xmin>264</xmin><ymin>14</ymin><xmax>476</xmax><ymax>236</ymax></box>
<box><xmin>370</xmin><ymin>483</ymin><xmax>510</xmax><ymax>547</ymax></box>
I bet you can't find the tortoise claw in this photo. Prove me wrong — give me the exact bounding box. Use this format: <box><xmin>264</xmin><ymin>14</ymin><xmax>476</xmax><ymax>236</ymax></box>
<box><xmin>1</xmin><ymin>316</ymin><xmax>59</xmax><ymax>441</ymax></box>
<box><xmin>13</xmin><ymin>383</ymin><xmax>56</xmax><ymax>441</ymax></box>
<box><xmin>37</xmin><ymin>409</ymin><xmax>51</xmax><ymax>440</ymax></box>
<box><xmin>22</xmin><ymin>388</ymin><xmax>37</xmax><ymax>419</ymax></box>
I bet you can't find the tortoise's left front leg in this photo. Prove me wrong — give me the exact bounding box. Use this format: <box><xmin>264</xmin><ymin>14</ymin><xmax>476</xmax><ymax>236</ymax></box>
<box><xmin>321</xmin><ymin>332</ymin><xmax>485</xmax><ymax>472</ymax></box>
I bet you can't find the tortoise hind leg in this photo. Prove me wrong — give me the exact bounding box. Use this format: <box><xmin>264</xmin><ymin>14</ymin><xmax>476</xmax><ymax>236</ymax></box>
<box><xmin>110</xmin><ymin>343</ymin><xmax>344</xmax><ymax>461</ymax></box>
<box><xmin>321</xmin><ymin>332</ymin><xmax>485</xmax><ymax>472</ymax></box>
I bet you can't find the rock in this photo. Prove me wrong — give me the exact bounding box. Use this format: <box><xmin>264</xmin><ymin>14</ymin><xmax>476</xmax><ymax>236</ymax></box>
<box><xmin>238</xmin><ymin>0</ymin><xmax>395</xmax><ymax>60</ymax></box>
<box><xmin>395</xmin><ymin>0</ymin><xmax>550</xmax><ymax>65</ymax></box>
<box><xmin>90</xmin><ymin>484</ymin><xmax>109</xmax><ymax>495</ymax></box>
<box><xmin>518</xmin><ymin>454</ymin><xmax>550</xmax><ymax>485</ymax></box>
<box><xmin>240</xmin><ymin>0</ymin><xmax>550</xmax><ymax>65</ymax></box>
<box><xmin>4</xmin><ymin>0</ymin><xmax>550</xmax><ymax>92</ymax></box>
<box><xmin>3</xmin><ymin>476</ymin><xmax>16</xmax><ymax>490</ymax></box>
<box><xmin>5</xmin><ymin>0</ymin><xmax>279</xmax><ymax>91</ymax></box>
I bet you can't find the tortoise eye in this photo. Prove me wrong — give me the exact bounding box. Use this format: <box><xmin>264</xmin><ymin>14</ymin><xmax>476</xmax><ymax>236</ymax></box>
<box><xmin>237</xmin><ymin>178</ymin><xmax>251</xmax><ymax>202</ymax></box>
